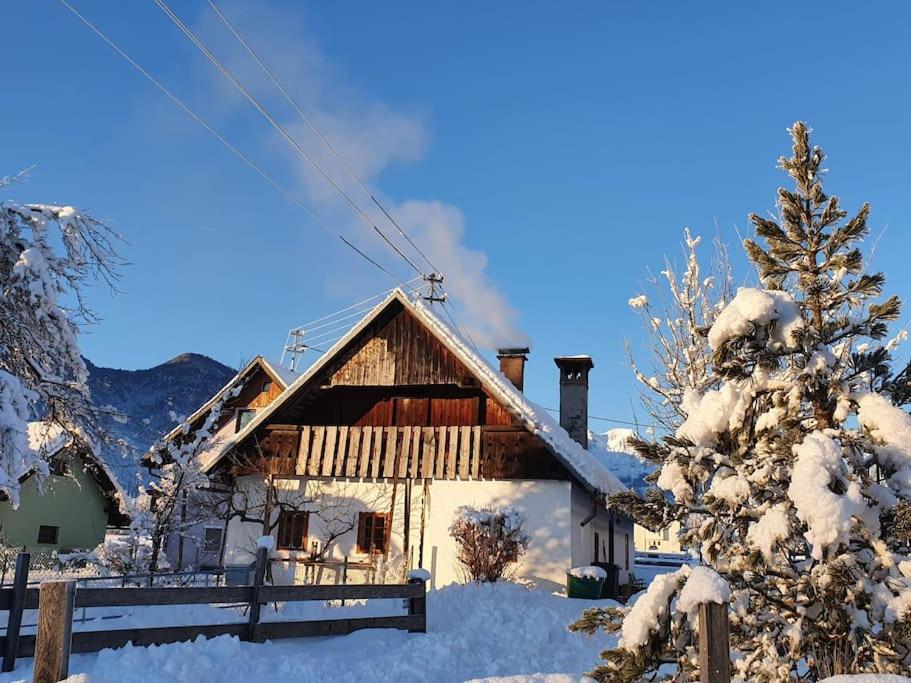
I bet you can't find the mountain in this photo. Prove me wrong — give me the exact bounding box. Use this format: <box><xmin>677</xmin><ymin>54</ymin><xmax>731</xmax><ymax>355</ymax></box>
<box><xmin>587</xmin><ymin>428</ymin><xmax>655</xmax><ymax>493</ymax></box>
<box><xmin>85</xmin><ymin>353</ymin><xmax>236</xmax><ymax>490</ymax></box>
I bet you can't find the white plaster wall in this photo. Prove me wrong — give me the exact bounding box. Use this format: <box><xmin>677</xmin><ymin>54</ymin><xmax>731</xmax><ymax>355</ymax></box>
<box><xmin>569</xmin><ymin>486</ymin><xmax>635</xmax><ymax>586</ymax></box>
<box><xmin>422</xmin><ymin>479</ymin><xmax>572</xmax><ymax>591</ymax></box>
<box><xmin>223</xmin><ymin>476</ymin><xmax>420</xmax><ymax>569</ymax></box>
<box><xmin>222</xmin><ymin>476</ymin><xmax>577</xmax><ymax>591</ymax></box>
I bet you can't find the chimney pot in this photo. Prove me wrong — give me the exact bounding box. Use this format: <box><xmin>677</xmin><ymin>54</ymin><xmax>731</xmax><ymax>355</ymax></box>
<box><xmin>554</xmin><ymin>356</ymin><xmax>594</xmax><ymax>448</ymax></box>
<box><xmin>497</xmin><ymin>347</ymin><xmax>530</xmax><ymax>392</ymax></box>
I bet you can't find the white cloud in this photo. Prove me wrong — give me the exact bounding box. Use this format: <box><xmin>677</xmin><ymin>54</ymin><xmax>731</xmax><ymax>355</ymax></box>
<box><xmin>190</xmin><ymin>0</ymin><xmax>525</xmax><ymax>348</ymax></box>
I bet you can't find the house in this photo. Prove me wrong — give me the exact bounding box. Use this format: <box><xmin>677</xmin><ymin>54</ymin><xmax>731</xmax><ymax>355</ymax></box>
<box><xmin>0</xmin><ymin>423</ymin><xmax>129</xmax><ymax>550</ymax></box>
<box><xmin>202</xmin><ymin>289</ymin><xmax>634</xmax><ymax>590</ymax></box>
<box><xmin>152</xmin><ymin>355</ymin><xmax>296</xmax><ymax>569</ymax></box>
<box><xmin>634</xmin><ymin>520</ymin><xmax>683</xmax><ymax>553</ymax></box>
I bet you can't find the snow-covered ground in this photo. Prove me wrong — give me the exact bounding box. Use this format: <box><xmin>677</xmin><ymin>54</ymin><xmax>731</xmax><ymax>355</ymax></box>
<box><xmin>0</xmin><ymin>582</ymin><xmax>620</xmax><ymax>683</ymax></box>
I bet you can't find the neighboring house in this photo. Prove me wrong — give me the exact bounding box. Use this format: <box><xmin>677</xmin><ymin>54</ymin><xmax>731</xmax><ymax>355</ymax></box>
<box><xmin>635</xmin><ymin>521</ymin><xmax>683</xmax><ymax>554</ymax></box>
<box><xmin>0</xmin><ymin>424</ymin><xmax>129</xmax><ymax>550</ymax></box>
<box><xmin>202</xmin><ymin>289</ymin><xmax>634</xmax><ymax>590</ymax></box>
<box><xmin>152</xmin><ymin>355</ymin><xmax>296</xmax><ymax>569</ymax></box>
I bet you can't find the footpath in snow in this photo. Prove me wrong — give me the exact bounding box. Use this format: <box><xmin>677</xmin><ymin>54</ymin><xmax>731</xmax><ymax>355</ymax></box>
<box><xmin>0</xmin><ymin>582</ymin><xmax>618</xmax><ymax>683</ymax></box>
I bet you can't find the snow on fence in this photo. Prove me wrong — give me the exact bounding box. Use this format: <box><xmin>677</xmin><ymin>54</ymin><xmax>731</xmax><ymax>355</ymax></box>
<box><xmin>0</xmin><ymin>548</ymin><xmax>428</xmax><ymax>681</ymax></box>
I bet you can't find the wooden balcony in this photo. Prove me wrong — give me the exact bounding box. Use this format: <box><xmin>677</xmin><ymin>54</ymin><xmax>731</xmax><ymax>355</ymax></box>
<box><xmin>249</xmin><ymin>424</ymin><xmax>558</xmax><ymax>481</ymax></box>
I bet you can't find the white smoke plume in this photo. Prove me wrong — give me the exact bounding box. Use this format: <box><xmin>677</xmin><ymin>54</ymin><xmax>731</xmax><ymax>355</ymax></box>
<box><xmin>192</xmin><ymin>1</ymin><xmax>527</xmax><ymax>348</ymax></box>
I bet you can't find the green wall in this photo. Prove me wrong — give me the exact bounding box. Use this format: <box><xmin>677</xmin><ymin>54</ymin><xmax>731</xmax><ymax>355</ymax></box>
<box><xmin>0</xmin><ymin>455</ymin><xmax>112</xmax><ymax>549</ymax></box>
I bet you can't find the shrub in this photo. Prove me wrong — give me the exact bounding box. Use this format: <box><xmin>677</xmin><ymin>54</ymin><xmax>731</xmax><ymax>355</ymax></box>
<box><xmin>449</xmin><ymin>505</ymin><xmax>529</xmax><ymax>582</ymax></box>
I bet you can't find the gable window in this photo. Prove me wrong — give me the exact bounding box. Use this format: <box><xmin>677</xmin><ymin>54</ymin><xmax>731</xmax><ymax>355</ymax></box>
<box><xmin>50</xmin><ymin>457</ymin><xmax>69</xmax><ymax>477</ymax></box>
<box><xmin>261</xmin><ymin>380</ymin><xmax>273</xmax><ymax>394</ymax></box>
<box><xmin>202</xmin><ymin>527</ymin><xmax>223</xmax><ymax>553</ymax></box>
<box><xmin>37</xmin><ymin>525</ymin><xmax>59</xmax><ymax>545</ymax></box>
<box><xmin>357</xmin><ymin>512</ymin><xmax>388</xmax><ymax>554</ymax></box>
<box><xmin>235</xmin><ymin>408</ymin><xmax>256</xmax><ymax>433</ymax></box>
<box><xmin>277</xmin><ymin>511</ymin><xmax>309</xmax><ymax>550</ymax></box>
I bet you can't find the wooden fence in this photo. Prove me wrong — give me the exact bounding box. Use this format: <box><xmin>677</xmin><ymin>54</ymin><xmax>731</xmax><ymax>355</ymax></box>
<box><xmin>0</xmin><ymin>549</ymin><xmax>427</xmax><ymax>682</ymax></box>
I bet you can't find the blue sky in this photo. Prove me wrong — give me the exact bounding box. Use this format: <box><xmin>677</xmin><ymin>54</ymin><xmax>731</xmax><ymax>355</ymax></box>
<box><xmin>2</xmin><ymin>1</ymin><xmax>910</xmax><ymax>430</ymax></box>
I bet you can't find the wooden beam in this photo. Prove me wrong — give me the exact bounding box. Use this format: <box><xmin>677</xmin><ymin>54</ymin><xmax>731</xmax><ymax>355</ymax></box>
<box><xmin>321</xmin><ymin>427</ymin><xmax>337</xmax><ymax>477</ymax></box>
<box><xmin>698</xmin><ymin>602</ymin><xmax>731</xmax><ymax>683</ymax></box>
<box><xmin>302</xmin><ymin>425</ymin><xmax>311</xmax><ymax>476</ymax></box>
<box><xmin>334</xmin><ymin>426</ymin><xmax>349</xmax><ymax>476</ymax></box>
<box><xmin>470</xmin><ymin>426</ymin><xmax>481</xmax><ymax>479</ymax></box>
<box><xmin>358</xmin><ymin>427</ymin><xmax>373</xmax><ymax>478</ymax></box>
<box><xmin>434</xmin><ymin>427</ymin><xmax>447</xmax><ymax>479</ymax></box>
<box><xmin>33</xmin><ymin>581</ymin><xmax>75</xmax><ymax>683</ymax></box>
<box><xmin>458</xmin><ymin>426</ymin><xmax>470</xmax><ymax>479</ymax></box>
<box><xmin>400</xmin><ymin>426</ymin><xmax>413</xmax><ymax>479</ymax></box>
<box><xmin>382</xmin><ymin>427</ymin><xmax>397</xmax><ymax>477</ymax></box>
<box><xmin>307</xmin><ymin>426</ymin><xmax>325</xmax><ymax>477</ymax></box>
<box><xmin>419</xmin><ymin>428</ymin><xmax>432</xmax><ymax>478</ymax></box>
<box><xmin>346</xmin><ymin>426</ymin><xmax>361</xmax><ymax>477</ymax></box>
<box><xmin>446</xmin><ymin>426</ymin><xmax>458</xmax><ymax>479</ymax></box>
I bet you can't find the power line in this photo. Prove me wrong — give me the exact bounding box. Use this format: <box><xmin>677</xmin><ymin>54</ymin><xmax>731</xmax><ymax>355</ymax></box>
<box><xmin>56</xmin><ymin>0</ymin><xmax>417</xmax><ymax>290</ymax></box>
<box><xmin>205</xmin><ymin>0</ymin><xmax>441</xmax><ymax>276</ymax></box>
<box><xmin>153</xmin><ymin>0</ymin><xmax>425</xmax><ymax>279</ymax></box>
<box><xmin>292</xmin><ymin>279</ymin><xmax>420</xmax><ymax>331</ymax></box>
<box><xmin>540</xmin><ymin>407</ymin><xmax>644</xmax><ymax>427</ymax></box>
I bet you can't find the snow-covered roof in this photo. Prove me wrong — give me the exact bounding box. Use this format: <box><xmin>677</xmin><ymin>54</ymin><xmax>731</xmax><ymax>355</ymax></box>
<box><xmin>161</xmin><ymin>355</ymin><xmax>295</xmax><ymax>444</ymax></box>
<box><xmin>203</xmin><ymin>289</ymin><xmax>627</xmax><ymax>497</ymax></box>
<box><xmin>261</xmin><ymin>357</ymin><xmax>299</xmax><ymax>388</ymax></box>
<box><xmin>24</xmin><ymin>422</ymin><xmax>129</xmax><ymax>520</ymax></box>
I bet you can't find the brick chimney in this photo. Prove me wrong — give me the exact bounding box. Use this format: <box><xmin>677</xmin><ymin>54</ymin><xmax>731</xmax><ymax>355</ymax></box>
<box><xmin>554</xmin><ymin>356</ymin><xmax>594</xmax><ymax>448</ymax></box>
<box><xmin>497</xmin><ymin>347</ymin><xmax>530</xmax><ymax>392</ymax></box>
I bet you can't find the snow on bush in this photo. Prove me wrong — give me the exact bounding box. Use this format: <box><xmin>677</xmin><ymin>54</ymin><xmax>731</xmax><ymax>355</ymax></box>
<box><xmin>568</xmin><ymin>566</ymin><xmax>607</xmax><ymax>581</ymax></box>
<box><xmin>787</xmin><ymin>432</ymin><xmax>869</xmax><ymax>561</ymax></box>
<box><xmin>707</xmin><ymin>286</ymin><xmax>803</xmax><ymax>350</ymax></box>
<box><xmin>449</xmin><ymin>505</ymin><xmax>530</xmax><ymax>583</ymax></box>
<box><xmin>617</xmin><ymin>565</ymin><xmax>689</xmax><ymax>651</ymax></box>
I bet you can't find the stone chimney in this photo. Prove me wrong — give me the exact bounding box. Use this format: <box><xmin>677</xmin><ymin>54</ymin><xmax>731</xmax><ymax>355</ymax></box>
<box><xmin>497</xmin><ymin>347</ymin><xmax>530</xmax><ymax>392</ymax></box>
<box><xmin>554</xmin><ymin>356</ymin><xmax>594</xmax><ymax>448</ymax></box>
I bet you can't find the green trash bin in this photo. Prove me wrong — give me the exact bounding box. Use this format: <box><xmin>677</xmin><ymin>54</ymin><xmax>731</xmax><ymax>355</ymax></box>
<box><xmin>566</xmin><ymin>568</ymin><xmax>606</xmax><ymax>599</ymax></box>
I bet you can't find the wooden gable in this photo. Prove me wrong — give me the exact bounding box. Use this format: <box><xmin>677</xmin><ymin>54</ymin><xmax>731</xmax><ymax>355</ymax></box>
<box><xmin>326</xmin><ymin>304</ymin><xmax>473</xmax><ymax>387</ymax></box>
<box><xmin>223</xmin><ymin>297</ymin><xmax>584</xmax><ymax>489</ymax></box>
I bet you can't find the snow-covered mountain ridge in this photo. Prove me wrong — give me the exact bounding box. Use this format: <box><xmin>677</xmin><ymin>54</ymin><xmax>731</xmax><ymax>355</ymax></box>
<box><xmin>85</xmin><ymin>353</ymin><xmax>235</xmax><ymax>488</ymax></box>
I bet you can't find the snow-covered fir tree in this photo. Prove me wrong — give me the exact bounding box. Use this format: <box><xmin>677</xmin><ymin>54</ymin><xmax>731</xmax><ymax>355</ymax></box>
<box><xmin>0</xmin><ymin>171</ymin><xmax>122</xmax><ymax>505</ymax></box>
<box><xmin>573</xmin><ymin>123</ymin><xmax>911</xmax><ymax>681</ymax></box>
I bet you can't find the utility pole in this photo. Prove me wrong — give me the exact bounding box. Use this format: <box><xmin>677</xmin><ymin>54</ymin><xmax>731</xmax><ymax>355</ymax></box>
<box><xmin>422</xmin><ymin>272</ymin><xmax>446</xmax><ymax>305</ymax></box>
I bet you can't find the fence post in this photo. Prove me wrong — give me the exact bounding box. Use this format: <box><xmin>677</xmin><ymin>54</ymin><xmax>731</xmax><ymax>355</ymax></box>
<box><xmin>247</xmin><ymin>547</ymin><xmax>268</xmax><ymax>643</ymax></box>
<box><xmin>2</xmin><ymin>552</ymin><xmax>30</xmax><ymax>672</ymax></box>
<box><xmin>698</xmin><ymin>601</ymin><xmax>731</xmax><ymax>683</ymax></box>
<box><xmin>407</xmin><ymin>576</ymin><xmax>427</xmax><ymax>633</ymax></box>
<box><xmin>33</xmin><ymin>580</ymin><xmax>76</xmax><ymax>683</ymax></box>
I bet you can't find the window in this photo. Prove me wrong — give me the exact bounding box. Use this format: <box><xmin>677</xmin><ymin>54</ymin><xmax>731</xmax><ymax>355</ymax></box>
<box><xmin>261</xmin><ymin>380</ymin><xmax>272</xmax><ymax>394</ymax></box>
<box><xmin>624</xmin><ymin>533</ymin><xmax>630</xmax><ymax>570</ymax></box>
<box><xmin>593</xmin><ymin>532</ymin><xmax>600</xmax><ymax>563</ymax></box>
<box><xmin>37</xmin><ymin>525</ymin><xmax>59</xmax><ymax>545</ymax></box>
<box><xmin>50</xmin><ymin>457</ymin><xmax>69</xmax><ymax>477</ymax></box>
<box><xmin>235</xmin><ymin>408</ymin><xmax>256</xmax><ymax>433</ymax></box>
<box><xmin>357</xmin><ymin>512</ymin><xmax>388</xmax><ymax>554</ymax></box>
<box><xmin>202</xmin><ymin>527</ymin><xmax>223</xmax><ymax>553</ymax></box>
<box><xmin>277</xmin><ymin>511</ymin><xmax>309</xmax><ymax>550</ymax></box>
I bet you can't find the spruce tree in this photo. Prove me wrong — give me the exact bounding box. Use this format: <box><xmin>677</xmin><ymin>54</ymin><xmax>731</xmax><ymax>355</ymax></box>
<box><xmin>573</xmin><ymin>123</ymin><xmax>911</xmax><ymax>681</ymax></box>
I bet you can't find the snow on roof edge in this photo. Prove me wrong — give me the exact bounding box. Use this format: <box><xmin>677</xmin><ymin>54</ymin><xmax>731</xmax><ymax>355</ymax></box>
<box><xmin>405</xmin><ymin>294</ymin><xmax>626</xmax><ymax>496</ymax></box>
<box><xmin>205</xmin><ymin>289</ymin><xmax>627</xmax><ymax>496</ymax></box>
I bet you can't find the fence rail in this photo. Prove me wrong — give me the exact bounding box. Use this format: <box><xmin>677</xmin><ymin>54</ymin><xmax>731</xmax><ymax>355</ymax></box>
<box><xmin>0</xmin><ymin>549</ymin><xmax>427</xmax><ymax>681</ymax></box>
